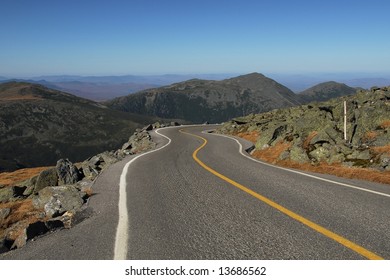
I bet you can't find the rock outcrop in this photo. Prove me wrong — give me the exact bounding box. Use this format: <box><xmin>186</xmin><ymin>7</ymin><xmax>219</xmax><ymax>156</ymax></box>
<box><xmin>217</xmin><ymin>87</ymin><xmax>390</xmax><ymax>174</ymax></box>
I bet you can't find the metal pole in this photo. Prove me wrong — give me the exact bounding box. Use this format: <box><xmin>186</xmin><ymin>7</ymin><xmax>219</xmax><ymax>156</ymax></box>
<box><xmin>344</xmin><ymin>101</ymin><xmax>347</xmax><ymax>141</ymax></box>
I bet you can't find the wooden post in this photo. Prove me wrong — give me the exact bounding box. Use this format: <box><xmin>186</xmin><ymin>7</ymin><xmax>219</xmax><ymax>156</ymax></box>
<box><xmin>343</xmin><ymin>101</ymin><xmax>347</xmax><ymax>141</ymax></box>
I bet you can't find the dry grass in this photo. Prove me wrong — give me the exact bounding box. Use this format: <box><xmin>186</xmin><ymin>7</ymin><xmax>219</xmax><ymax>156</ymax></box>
<box><xmin>303</xmin><ymin>131</ymin><xmax>318</xmax><ymax>149</ymax></box>
<box><xmin>380</xmin><ymin>120</ymin><xmax>390</xmax><ymax>129</ymax></box>
<box><xmin>0</xmin><ymin>199</ymin><xmax>43</xmax><ymax>238</ymax></box>
<box><xmin>0</xmin><ymin>166</ymin><xmax>51</xmax><ymax>186</ymax></box>
<box><xmin>249</xmin><ymin>139</ymin><xmax>390</xmax><ymax>185</ymax></box>
<box><xmin>235</xmin><ymin>131</ymin><xmax>259</xmax><ymax>144</ymax></box>
<box><xmin>252</xmin><ymin>141</ymin><xmax>292</xmax><ymax>164</ymax></box>
<box><xmin>276</xmin><ymin>161</ymin><xmax>390</xmax><ymax>185</ymax></box>
<box><xmin>371</xmin><ymin>145</ymin><xmax>390</xmax><ymax>155</ymax></box>
<box><xmin>363</xmin><ymin>131</ymin><xmax>378</xmax><ymax>141</ymax></box>
<box><xmin>83</xmin><ymin>187</ymin><xmax>93</xmax><ymax>197</ymax></box>
<box><xmin>0</xmin><ymin>95</ymin><xmax>42</xmax><ymax>101</ymax></box>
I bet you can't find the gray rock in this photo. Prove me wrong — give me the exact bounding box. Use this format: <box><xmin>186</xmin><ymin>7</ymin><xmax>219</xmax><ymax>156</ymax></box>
<box><xmin>347</xmin><ymin>149</ymin><xmax>371</xmax><ymax>160</ymax></box>
<box><xmin>0</xmin><ymin>187</ymin><xmax>14</xmax><ymax>203</ymax></box>
<box><xmin>99</xmin><ymin>151</ymin><xmax>118</xmax><ymax>165</ymax></box>
<box><xmin>34</xmin><ymin>168</ymin><xmax>58</xmax><ymax>193</ymax></box>
<box><xmin>328</xmin><ymin>153</ymin><xmax>345</xmax><ymax>164</ymax></box>
<box><xmin>0</xmin><ymin>208</ymin><xmax>10</xmax><ymax>221</ymax></box>
<box><xmin>278</xmin><ymin>151</ymin><xmax>290</xmax><ymax>161</ymax></box>
<box><xmin>309</xmin><ymin>147</ymin><xmax>331</xmax><ymax>162</ymax></box>
<box><xmin>121</xmin><ymin>142</ymin><xmax>132</xmax><ymax>151</ymax></box>
<box><xmin>290</xmin><ymin>146</ymin><xmax>310</xmax><ymax>163</ymax></box>
<box><xmin>380</xmin><ymin>155</ymin><xmax>390</xmax><ymax>168</ymax></box>
<box><xmin>310</xmin><ymin>130</ymin><xmax>334</xmax><ymax>145</ymax></box>
<box><xmin>56</xmin><ymin>159</ymin><xmax>82</xmax><ymax>185</ymax></box>
<box><xmin>46</xmin><ymin>211</ymin><xmax>74</xmax><ymax>230</ymax></box>
<box><xmin>143</xmin><ymin>124</ymin><xmax>154</xmax><ymax>131</ymax></box>
<box><xmin>33</xmin><ymin>185</ymin><xmax>84</xmax><ymax>218</ymax></box>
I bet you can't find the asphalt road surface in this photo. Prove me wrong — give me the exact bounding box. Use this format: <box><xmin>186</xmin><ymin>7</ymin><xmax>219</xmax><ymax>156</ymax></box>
<box><xmin>2</xmin><ymin>125</ymin><xmax>390</xmax><ymax>259</ymax></box>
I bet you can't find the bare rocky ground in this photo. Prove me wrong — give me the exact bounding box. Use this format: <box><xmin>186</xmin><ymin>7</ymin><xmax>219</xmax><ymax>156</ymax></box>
<box><xmin>217</xmin><ymin>87</ymin><xmax>390</xmax><ymax>185</ymax></box>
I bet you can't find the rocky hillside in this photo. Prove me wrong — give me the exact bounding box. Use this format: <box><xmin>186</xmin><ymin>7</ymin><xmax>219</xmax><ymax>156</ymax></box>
<box><xmin>218</xmin><ymin>87</ymin><xmax>390</xmax><ymax>184</ymax></box>
<box><xmin>298</xmin><ymin>81</ymin><xmax>357</xmax><ymax>103</ymax></box>
<box><xmin>0</xmin><ymin>121</ymin><xmax>166</xmax><ymax>253</ymax></box>
<box><xmin>0</xmin><ymin>82</ymin><xmax>168</xmax><ymax>172</ymax></box>
<box><xmin>104</xmin><ymin>73</ymin><xmax>300</xmax><ymax>123</ymax></box>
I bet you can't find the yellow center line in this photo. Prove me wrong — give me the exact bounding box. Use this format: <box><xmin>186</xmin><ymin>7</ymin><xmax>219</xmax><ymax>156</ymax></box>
<box><xmin>179</xmin><ymin>129</ymin><xmax>384</xmax><ymax>260</ymax></box>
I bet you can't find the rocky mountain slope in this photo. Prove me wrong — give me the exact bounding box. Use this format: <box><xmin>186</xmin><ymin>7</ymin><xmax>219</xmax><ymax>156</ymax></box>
<box><xmin>218</xmin><ymin>86</ymin><xmax>390</xmax><ymax>184</ymax></box>
<box><xmin>0</xmin><ymin>82</ymin><xmax>168</xmax><ymax>172</ymax></box>
<box><xmin>104</xmin><ymin>73</ymin><xmax>300</xmax><ymax>123</ymax></box>
<box><xmin>298</xmin><ymin>81</ymin><xmax>357</xmax><ymax>103</ymax></box>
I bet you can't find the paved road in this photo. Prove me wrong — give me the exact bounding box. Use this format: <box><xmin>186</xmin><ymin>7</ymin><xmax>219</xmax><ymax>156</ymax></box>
<box><xmin>2</xmin><ymin>125</ymin><xmax>390</xmax><ymax>259</ymax></box>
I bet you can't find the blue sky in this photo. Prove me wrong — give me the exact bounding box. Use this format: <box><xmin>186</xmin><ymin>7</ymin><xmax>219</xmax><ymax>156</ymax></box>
<box><xmin>1</xmin><ymin>0</ymin><xmax>389</xmax><ymax>77</ymax></box>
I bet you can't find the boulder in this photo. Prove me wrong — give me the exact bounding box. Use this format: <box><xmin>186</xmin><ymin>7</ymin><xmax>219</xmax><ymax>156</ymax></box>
<box><xmin>347</xmin><ymin>149</ymin><xmax>371</xmax><ymax>160</ymax></box>
<box><xmin>32</xmin><ymin>185</ymin><xmax>84</xmax><ymax>218</ymax></box>
<box><xmin>0</xmin><ymin>208</ymin><xmax>10</xmax><ymax>222</ymax></box>
<box><xmin>56</xmin><ymin>159</ymin><xmax>82</xmax><ymax>185</ymax></box>
<box><xmin>34</xmin><ymin>168</ymin><xmax>58</xmax><ymax>193</ymax></box>
<box><xmin>309</xmin><ymin>147</ymin><xmax>331</xmax><ymax>162</ymax></box>
<box><xmin>46</xmin><ymin>211</ymin><xmax>74</xmax><ymax>230</ymax></box>
<box><xmin>0</xmin><ymin>187</ymin><xmax>14</xmax><ymax>203</ymax></box>
<box><xmin>289</xmin><ymin>146</ymin><xmax>310</xmax><ymax>163</ymax></box>
<box><xmin>310</xmin><ymin>130</ymin><xmax>335</xmax><ymax>145</ymax></box>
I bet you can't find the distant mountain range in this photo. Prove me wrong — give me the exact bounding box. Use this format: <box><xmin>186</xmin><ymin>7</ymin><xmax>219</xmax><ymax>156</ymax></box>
<box><xmin>1</xmin><ymin>73</ymin><xmax>389</xmax><ymax>100</ymax></box>
<box><xmin>104</xmin><ymin>73</ymin><xmax>300</xmax><ymax>123</ymax></box>
<box><xmin>1</xmin><ymin>72</ymin><xmax>388</xmax><ymax>171</ymax></box>
<box><xmin>0</xmin><ymin>82</ymin><xmax>169</xmax><ymax>171</ymax></box>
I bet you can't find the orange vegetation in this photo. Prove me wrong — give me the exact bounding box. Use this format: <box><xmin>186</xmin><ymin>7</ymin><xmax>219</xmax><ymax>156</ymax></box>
<box><xmin>363</xmin><ymin>131</ymin><xmax>378</xmax><ymax>141</ymax></box>
<box><xmin>0</xmin><ymin>95</ymin><xmax>42</xmax><ymax>101</ymax></box>
<box><xmin>276</xmin><ymin>161</ymin><xmax>390</xmax><ymax>185</ymax></box>
<box><xmin>0</xmin><ymin>167</ymin><xmax>51</xmax><ymax>186</ymax></box>
<box><xmin>250</xmin><ymin>140</ymin><xmax>390</xmax><ymax>185</ymax></box>
<box><xmin>303</xmin><ymin>131</ymin><xmax>318</xmax><ymax>149</ymax></box>
<box><xmin>371</xmin><ymin>145</ymin><xmax>390</xmax><ymax>155</ymax></box>
<box><xmin>0</xmin><ymin>199</ymin><xmax>43</xmax><ymax>238</ymax></box>
<box><xmin>380</xmin><ymin>120</ymin><xmax>390</xmax><ymax>129</ymax></box>
<box><xmin>235</xmin><ymin>131</ymin><xmax>259</xmax><ymax>144</ymax></box>
<box><xmin>252</xmin><ymin>141</ymin><xmax>292</xmax><ymax>164</ymax></box>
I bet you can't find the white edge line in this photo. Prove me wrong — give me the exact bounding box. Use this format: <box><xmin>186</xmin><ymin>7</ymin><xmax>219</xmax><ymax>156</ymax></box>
<box><xmin>205</xmin><ymin>131</ymin><xmax>390</xmax><ymax>199</ymax></box>
<box><xmin>114</xmin><ymin>127</ymin><xmax>173</xmax><ymax>260</ymax></box>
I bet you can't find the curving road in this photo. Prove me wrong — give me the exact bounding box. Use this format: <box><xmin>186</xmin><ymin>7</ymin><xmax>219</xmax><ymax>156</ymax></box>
<box><xmin>1</xmin><ymin>125</ymin><xmax>390</xmax><ymax>259</ymax></box>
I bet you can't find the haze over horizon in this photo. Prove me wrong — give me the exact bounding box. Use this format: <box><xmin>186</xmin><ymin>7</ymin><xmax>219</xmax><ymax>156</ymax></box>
<box><xmin>1</xmin><ymin>0</ymin><xmax>389</xmax><ymax>77</ymax></box>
